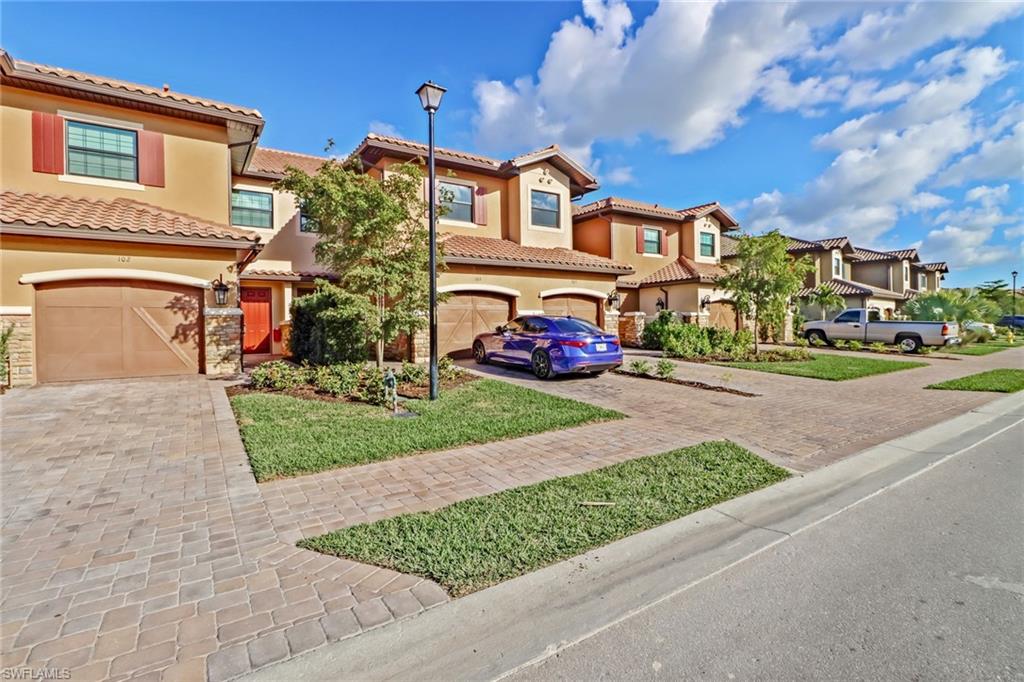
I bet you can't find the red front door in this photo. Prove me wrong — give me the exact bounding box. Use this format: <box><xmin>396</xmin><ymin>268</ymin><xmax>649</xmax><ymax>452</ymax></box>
<box><xmin>241</xmin><ymin>287</ymin><xmax>272</xmax><ymax>354</ymax></box>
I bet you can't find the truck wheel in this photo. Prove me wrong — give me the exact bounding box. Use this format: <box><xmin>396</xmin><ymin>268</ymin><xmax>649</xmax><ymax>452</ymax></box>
<box><xmin>806</xmin><ymin>330</ymin><xmax>828</xmax><ymax>345</ymax></box>
<box><xmin>896</xmin><ymin>335</ymin><xmax>922</xmax><ymax>353</ymax></box>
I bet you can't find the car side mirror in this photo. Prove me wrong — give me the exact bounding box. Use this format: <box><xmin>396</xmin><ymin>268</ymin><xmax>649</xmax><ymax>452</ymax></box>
<box><xmin>496</xmin><ymin>325</ymin><xmax>506</xmax><ymax>334</ymax></box>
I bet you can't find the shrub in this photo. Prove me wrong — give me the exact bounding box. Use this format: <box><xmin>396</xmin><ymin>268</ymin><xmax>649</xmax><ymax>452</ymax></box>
<box><xmin>733</xmin><ymin>329</ymin><xmax>755</xmax><ymax>355</ymax></box>
<box><xmin>628</xmin><ymin>359</ymin><xmax>652</xmax><ymax>375</ymax></box>
<box><xmin>250</xmin><ymin>361</ymin><xmax>306</xmax><ymax>391</ymax></box>
<box><xmin>310</xmin><ymin>363</ymin><xmax>363</xmax><ymax>396</ymax></box>
<box><xmin>869</xmin><ymin>342</ymin><xmax>888</xmax><ymax>353</ymax></box>
<box><xmin>832</xmin><ymin>339</ymin><xmax>848</xmax><ymax>350</ymax></box>
<box><xmin>810</xmin><ymin>336</ymin><xmax>827</xmax><ymax>347</ymax></box>
<box><xmin>793</xmin><ymin>337</ymin><xmax>809</xmax><ymax>348</ymax></box>
<box><xmin>289</xmin><ymin>282</ymin><xmax>369</xmax><ymax>365</ymax></box>
<box><xmin>919</xmin><ymin>346</ymin><xmax>935</xmax><ymax>355</ymax></box>
<box><xmin>848</xmin><ymin>340</ymin><xmax>863</xmax><ymax>351</ymax></box>
<box><xmin>640</xmin><ymin>311</ymin><xmax>680</xmax><ymax>350</ymax></box>
<box><xmin>438</xmin><ymin>355</ymin><xmax>460</xmax><ymax>382</ymax></box>
<box><xmin>655</xmin><ymin>358</ymin><xmax>675</xmax><ymax>380</ymax></box>
<box><xmin>360</xmin><ymin>366</ymin><xmax>389</xmax><ymax>406</ymax></box>
<box><xmin>398</xmin><ymin>361</ymin><xmax>428</xmax><ymax>386</ymax></box>
<box><xmin>662</xmin><ymin>323</ymin><xmax>713</xmax><ymax>359</ymax></box>
<box><xmin>0</xmin><ymin>322</ymin><xmax>13</xmax><ymax>391</ymax></box>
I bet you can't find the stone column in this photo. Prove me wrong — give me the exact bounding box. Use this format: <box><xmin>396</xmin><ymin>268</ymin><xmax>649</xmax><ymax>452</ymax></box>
<box><xmin>618</xmin><ymin>312</ymin><xmax>646</xmax><ymax>347</ymax></box>
<box><xmin>204</xmin><ymin>308</ymin><xmax>243</xmax><ymax>376</ymax></box>
<box><xmin>603</xmin><ymin>309</ymin><xmax>620</xmax><ymax>335</ymax></box>
<box><xmin>1</xmin><ymin>311</ymin><xmax>34</xmax><ymax>388</ymax></box>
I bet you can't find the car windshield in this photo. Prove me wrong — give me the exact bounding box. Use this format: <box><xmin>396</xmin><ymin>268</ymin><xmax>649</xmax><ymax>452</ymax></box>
<box><xmin>552</xmin><ymin>317</ymin><xmax>602</xmax><ymax>334</ymax></box>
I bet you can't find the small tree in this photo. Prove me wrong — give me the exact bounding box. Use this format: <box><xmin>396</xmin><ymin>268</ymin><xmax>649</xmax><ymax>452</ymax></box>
<box><xmin>805</xmin><ymin>282</ymin><xmax>845</xmax><ymax>320</ymax></box>
<box><xmin>716</xmin><ymin>230</ymin><xmax>813</xmax><ymax>353</ymax></box>
<box><xmin>904</xmin><ymin>289</ymin><xmax>997</xmax><ymax>324</ymax></box>
<box><xmin>276</xmin><ymin>157</ymin><xmax>437</xmax><ymax>366</ymax></box>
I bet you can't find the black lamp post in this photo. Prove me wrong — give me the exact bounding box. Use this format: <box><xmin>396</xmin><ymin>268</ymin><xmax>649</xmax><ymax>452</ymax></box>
<box><xmin>416</xmin><ymin>80</ymin><xmax>447</xmax><ymax>400</ymax></box>
<box><xmin>1013</xmin><ymin>270</ymin><xmax>1019</xmax><ymax>321</ymax></box>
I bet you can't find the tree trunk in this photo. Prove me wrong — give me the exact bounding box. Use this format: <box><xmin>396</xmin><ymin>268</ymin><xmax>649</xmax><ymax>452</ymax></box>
<box><xmin>753</xmin><ymin>308</ymin><xmax>760</xmax><ymax>354</ymax></box>
<box><xmin>374</xmin><ymin>293</ymin><xmax>385</xmax><ymax>369</ymax></box>
<box><xmin>375</xmin><ymin>339</ymin><xmax>384</xmax><ymax>369</ymax></box>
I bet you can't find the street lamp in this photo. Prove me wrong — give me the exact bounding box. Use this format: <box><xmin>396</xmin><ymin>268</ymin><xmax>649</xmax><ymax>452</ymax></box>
<box><xmin>416</xmin><ymin>81</ymin><xmax>447</xmax><ymax>400</ymax></box>
<box><xmin>1013</xmin><ymin>270</ymin><xmax>1019</xmax><ymax>322</ymax></box>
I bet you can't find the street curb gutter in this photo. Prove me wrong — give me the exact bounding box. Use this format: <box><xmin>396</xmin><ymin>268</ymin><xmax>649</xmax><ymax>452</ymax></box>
<box><xmin>242</xmin><ymin>392</ymin><xmax>1024</xmax><ymax>682</ymax></box>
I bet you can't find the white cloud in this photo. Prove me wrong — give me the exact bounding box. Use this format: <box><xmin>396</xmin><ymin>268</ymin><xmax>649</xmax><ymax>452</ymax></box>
<box><xmin>368</xmin><ymin>120</ymin><xmax>401</xmax><ymax>137</ymax></box>
<box><xmin>936</xmin><ymin>121</ymin><xmax>1024</xmax><ymax>187</ymax></box>
<box><xmin>965</xmin><ymin>183</ymin><xmax>1010</xmax><ymax>206</ymax></box>
<box><xmin>759</xmin><ymin>66</ymin><xmax>849</xmax><ymax>116</ymax></box>
<box><xmin>604</xmin><ymin>165</ymin><xmax>636</xmax><ymax>185</ymax></box>
<box><xmin>907</xmin><ymin>192</ymin><xmax>951</xmax><ymax>212</ymax></box>
<box><xmin>919</xmin><ymin>224</ymin><xmax>1007</xmax><ymax>267</ymax></box>
<box><xmin>818</xmin><ymin>1</ymin><xmax>1024</xmax><ymax>71</ymax></box>
<box><xmin>1004</xmin><ymin>225</ymin><xmax>1024</xmax><ymax>239</ymax></box>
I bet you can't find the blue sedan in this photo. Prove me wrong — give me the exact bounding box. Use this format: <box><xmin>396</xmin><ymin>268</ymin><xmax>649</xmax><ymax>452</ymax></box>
<box><xmin>472</xmin><ymin>315</ymin><xmax>623</xmax><ymax>379</ymax></box>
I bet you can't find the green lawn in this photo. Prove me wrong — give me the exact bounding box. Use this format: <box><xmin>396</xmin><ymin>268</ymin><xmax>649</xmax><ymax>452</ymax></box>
<box><xmin>716</xmin><ymin>354</ymin><xmax>928</xmax><ymax>381</ymax></box>
<box><xmin>946</xmin><ymin>340</ymin><xmax>1023</xmax><ymax>356</ymax></box>
<box><xmin>299</xmin><ymin>441</ymin><xmax>789</xmax><ymax>596</ymax></box>
<box><xmin>231</xmin><ymin>378</ymin><xmax>623</xmax><ymax>481</ymax></box>
<box><xmin>926</xmin><ymin>369</ymin><xmax>1024</xmax><ymax>393</ymax></box>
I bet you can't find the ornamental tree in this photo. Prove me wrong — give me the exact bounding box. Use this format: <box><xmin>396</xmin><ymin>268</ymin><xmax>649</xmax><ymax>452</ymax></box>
<box><xmin>716</xmin><ymin>230</ymin><xmax>813</xmax><ymax>353</ymax></box>
<box><xmin>276</xmin><ymin>157</ymin><xmax>439</xmax><ymax>367</ymax></box>
<box><xmin>805</xmin><ymin>282</ymin><xmax>846</xmax><ymax>320</ymax></box>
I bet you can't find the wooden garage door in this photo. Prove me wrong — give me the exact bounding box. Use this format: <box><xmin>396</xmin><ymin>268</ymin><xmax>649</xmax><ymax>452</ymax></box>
<box><xmin>438</xmin><ymin>292</ymin><xmax>512</xmax><ymax>358</ymax></box>
<box><xmin>542</xmin><ymin>295</ymin><xmax>601</xmax><ymax>326</ymax></box>
<box><xmin>708</xmin><ymin>301</ymin><xmax>740</xmax><ymax>331</ymax></box>
<box><xmin>35</xmin><ymin>280</ymin><xmax>203</xmax><ymax>383</ymax></box>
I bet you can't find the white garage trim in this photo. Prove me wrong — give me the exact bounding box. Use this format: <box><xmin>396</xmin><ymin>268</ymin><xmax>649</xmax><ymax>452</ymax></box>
<box><xmin>438</xmin><ymin>283</ymin><xmax>521</xmax><ymax>297</ymax></box>
<box><xmin>539</xmin><ymin>287</ymin><xmax>608</xmax><ymax>300</ymax></box>
<box><xmin>20</xmin><ymin>269</ymin><xmax>213</xmax><ymax>289</ymax></box>
<box><xmin>0</xmin><ymin>306</ymin><xmax>32</xmax><ymax>315</ymax></box>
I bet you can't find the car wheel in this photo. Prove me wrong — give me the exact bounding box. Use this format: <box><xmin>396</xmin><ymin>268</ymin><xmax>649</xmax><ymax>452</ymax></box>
<box><xmin>531</xmin><ymin>350</ymin><xmax>554</xmax><ymax>379</ymax></box>
<box><xmin>806</xmin><ymin>330</ymin><xmax>827</xmax><ymax>345</ymax></box>
<box><xmin>472</xmin><ymin>341</ymin><xmax>488</xmax><ymax>365</ymax></box>
<box><xmin>897</xmin><ymin>335</ymin><xmax>922</xmax><ymax>353</ymax></box>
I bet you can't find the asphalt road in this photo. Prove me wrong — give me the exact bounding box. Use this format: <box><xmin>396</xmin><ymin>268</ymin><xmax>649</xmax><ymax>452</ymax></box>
<box><xmin>511</xmin><ymin>422</ymin><xmax>1024</xmax><ymax>681</ymax></box>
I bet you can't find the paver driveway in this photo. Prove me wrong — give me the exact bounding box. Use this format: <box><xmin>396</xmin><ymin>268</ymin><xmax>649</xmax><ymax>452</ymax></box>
<box><xmin>1</xmin><ymin>378</ymin><xmax>447</xmax><ymax>681</ymax></box>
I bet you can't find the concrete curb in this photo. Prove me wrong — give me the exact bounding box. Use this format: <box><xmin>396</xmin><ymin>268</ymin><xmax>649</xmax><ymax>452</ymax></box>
<box><xmin>241</xmin><ymin>391</ymin><xmax>1024</xmax><ymax>682</ymax></box>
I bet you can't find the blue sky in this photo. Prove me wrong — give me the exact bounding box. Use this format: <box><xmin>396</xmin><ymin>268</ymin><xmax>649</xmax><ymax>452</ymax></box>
<box><xmin>3</xmin><ymin>1</ymin><xmax>1022</xmax><ymax>286</ymax></box>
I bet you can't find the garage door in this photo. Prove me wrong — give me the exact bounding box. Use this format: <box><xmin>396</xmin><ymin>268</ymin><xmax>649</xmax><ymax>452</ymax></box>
<box><xmin>35</xmin><ymin>280</ymin><xmax>203</xmax><ymax>383</ymax></box>
<box><xmin>542</xmin><ymin>295</ymin><xmax>601</xmax><ymax>326</ymax></box>
<box><xmin>708</xmin><ymin>301</ymin><xmax>740</xmax><ymax>331</ymax></box>
<box><xmin>438</xmin><ymin>292</ymin><xmax>513</xmax><ymax>358</ymax></box>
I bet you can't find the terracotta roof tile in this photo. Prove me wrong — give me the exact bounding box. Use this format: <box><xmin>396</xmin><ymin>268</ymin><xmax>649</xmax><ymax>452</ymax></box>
<box><xmin>247</xmin><ymin>147</ymin><xmax>328</xmax><ymax>177</ymax></box>
<box><xmin>918</xmin><ymin>262</ymin><xmax>949</xmax><ymax>273</ymax></box>
<box><xmin>359</xmin><ymin>133</ymin><xmax>502</xmax><ymax>167</ymax></box>
<box><xmin>797</xmin><ymin>278</ymin><xmax>904</xmax><ymax>300</ymax></box>
<box><xmin>721</xmin><ymin>234</ymin><xmax>739</xmax><ymax>258</ymax></box>
<box><xmin>2</xmin><ymin>52</ymin><xmax>261</xmax><ymax>119</ymax></box>
<box><xmin>0</xmin><ymin>191</ymin><xmax>260</xmax><ymax>245</ymax></box>
<box><xmin>439</xmin><ymin>233</ymin><xmax>633</xmax><ymax>274</ymax></box>
<box><xmin>622</xmin><ymin>256</ymin><xmax>728</xmax><ymax>287</ymax></box>
<box><xmin>852</xmin><ymin>246</ymin><xmax>919</xmax><ymax>262</ymax></box>
<box><xmin>243</xmin><ymin>268</ymin><xmax>336</xmax><ymax>280</ymax></box>
<box><xmin>573</xmin><ymin>197</ymin><xmax>739</xmax><ymax>228</ymax></box>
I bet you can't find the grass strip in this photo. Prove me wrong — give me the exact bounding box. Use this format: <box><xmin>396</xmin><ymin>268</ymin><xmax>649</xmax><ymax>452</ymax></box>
<box><xmin>926</xmin><ymin>368</ymin><xmax>1024</xmax><ymax>393</ymax></box>
<box><xmin>716</xmin><ymin>354</ymin><xmax>927</xmax><ymax>381</ymax></box>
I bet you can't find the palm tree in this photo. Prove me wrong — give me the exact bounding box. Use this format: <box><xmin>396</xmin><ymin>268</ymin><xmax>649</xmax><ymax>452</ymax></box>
<box><xmin>805</xmin><ymin>283</ymin><xmax>845</xmax><ymax>320</ymax></box>
<box><xmin>904</xmin><ymin>290</ymin><xmax>998</xmax><ymax>323</ymax></box>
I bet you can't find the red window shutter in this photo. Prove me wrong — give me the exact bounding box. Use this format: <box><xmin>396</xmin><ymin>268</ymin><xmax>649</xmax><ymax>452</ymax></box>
<box><xmin>32</xmin><ymin>112</ymin><xmax>65</xmax><ymax>174</ymax></box>
<box><xmin>473</xmin><ymin>187</ymin><xmax>488</xmax><ymax>225</ymax></box>
<box><xmin>137</xmin><ymin>130</ymin><xmax>165</xmax><ymax>187</ymax></box>
<box><xmin>635</xmin><ymin>225</ymin><xmax>644</xmax><ymax>254</ymax></box>
<box><xmin>660</xmin><ymin>229</ymin><xmax>668</xmax><ymax>256</ymax></box>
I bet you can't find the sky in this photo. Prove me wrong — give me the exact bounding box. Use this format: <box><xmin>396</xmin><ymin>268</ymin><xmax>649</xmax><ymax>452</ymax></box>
<box><xmin>2</xmin><ymin>1</ymin><xmax>1022</xmax><ymax>287</ymax></box>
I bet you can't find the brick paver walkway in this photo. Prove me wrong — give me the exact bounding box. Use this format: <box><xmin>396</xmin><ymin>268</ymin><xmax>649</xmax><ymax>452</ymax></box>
<box><xmin>1</xmin><ymin>379</ymin><xmax>447</xmax><ymax>681</ymax></box>
<box><xmin>2</xmin><ymin>347</ymin><xmax>1019</xmax><ymax>679</ymax></box>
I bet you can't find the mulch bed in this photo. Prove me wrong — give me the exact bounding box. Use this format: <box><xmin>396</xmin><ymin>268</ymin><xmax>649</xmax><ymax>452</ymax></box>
<box><xmin>613</xmin><ymin>369</ymin><xmax>759</xmax><ymax>397</ymax></box>
<box><xmin>226</xmin><ymin>372</ymin><xmax>477</xmax><ymax>405</ymax></box>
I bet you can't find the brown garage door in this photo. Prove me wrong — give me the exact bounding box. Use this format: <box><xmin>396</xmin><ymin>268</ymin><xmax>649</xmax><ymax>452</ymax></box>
<box><xmin>708</xmin><ymin>300</ymin><xmax>740</xmax><ymax>331</ymax></box>
<box><xmin>542</xmin><ymin>295</ymin><xmax>601</xmax><ymax>326</ymax></box>
<box><xmin>438</xmin><ymin>292</ymin><xmax>513</xmax><ymax>358</ymax></box>
<box><xmin>35</xmin><ymin>280</ymin><xmax>203</xmax><ymax>383</ymax></box>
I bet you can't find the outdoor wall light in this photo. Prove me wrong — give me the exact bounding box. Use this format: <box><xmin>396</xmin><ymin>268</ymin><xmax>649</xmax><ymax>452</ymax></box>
<box><xmin>606</xmin><ymin>290</ymin><xmax>621</xmax><ymax>310</ymax></box>
<box><xmin>655</xmin><ymin>297</ymin><xmax>666</xmax><ymax>311</ymax></box>
<box><xmin>212</xmin><ymin>275</ymin><xmax>230</xmax><ymax>306</ymax></box>
<box><xmin>416</xmin><ymin>81</ymin><xmax>447</xmax><ymax>113</ymax></box>
<box><xmin>700</xmin><ymin>294</ymin><xmax>712</xmax><ymax>310</ymax></box>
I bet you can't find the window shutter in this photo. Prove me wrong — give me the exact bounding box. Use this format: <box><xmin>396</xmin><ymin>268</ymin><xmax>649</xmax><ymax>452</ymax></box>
<box><xmin>660</xmin><ymin>229</ymin><xmax>668</xmax><ymax>256</ymax></box>
<box><xmin>422</xmin><ymin>176</ymin><xmax>430</xmax><ymax>201</ymax></box>
<box><xmin>137</xmin><ymin>130</ymin><xmax>165</xmax><ymax>187</ymax></box>
<box><xmin>32</xmin><ymin>112</ymin><xmax>65</xmax><ymax>174</ymax></box>
<box><xmin>635</xmin><ymin>225</ymin><xmax>644</xmax><ymax>254</ymax></box>
<box><xmin>473</xmin><ymin>187</ymin><xmax>488</xmax><ymax>225</ymax></box>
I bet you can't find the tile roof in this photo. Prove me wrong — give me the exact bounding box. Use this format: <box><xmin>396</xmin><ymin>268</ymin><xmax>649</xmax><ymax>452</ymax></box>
<box><xmin>852</xmin><ymin>246</ymin><xmax>919</xmax><ymax>262</ymax></box>
<box><xmin>572</xmin><ymin>197</ymin><xmax>739</xmax><ymax>228</ymax></box>
<box><xmin>621</xmin><ymin>256</ymin><xmax>728</xmax><ymax>287</ymax></box>
<box><xmin>242</xmin><ymin>268</ymin><xmax>336</xmax><ymax>281</ymax></box>
<box><xmin>797</xmin><ymin>278</ymin><xmax>905</xmax><ymax>300</ymax></box>
<box><xmin>721</xmin><ymin>234</ymin><xmax>739</xmax><ymax>258</ymax></box>
<box><xmin>0</xmin><ymin>191</ymin><xmax>260</xmax><ymax>246</ymax></box>
<box><xmin>439</xmin><ymin>233</ymin><xmax>633</xmax><ymax>275</ymax></box>
<box><xmin>918</xmin><ymin>262</ymin><xmax>949</xmax><ymax>273</ymax></box>
<box><xmin>358</xmin><ymin>133</ymin><xmax>503</xmax><ymax>168</ymax></box>
<box><xmin>247</xmin><ymin>147</ymin><xmax>329</xmax><ymax>177</ymax></box>
<box><xmin>0</xmin><ymin>50</ymin><xmax>261</xmax><ymax>119</ymax></box>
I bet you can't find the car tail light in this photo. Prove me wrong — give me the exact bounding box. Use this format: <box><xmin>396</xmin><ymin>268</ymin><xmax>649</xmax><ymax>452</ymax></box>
<box><xmin>941</xmin><ymin>323</ymin><xmax>950</xmax><ymax>335</ymax></box>
<box><xmin>559</xmin><ymin>340</ymin><xmax>588</xmax><ymax>348</ymax></box>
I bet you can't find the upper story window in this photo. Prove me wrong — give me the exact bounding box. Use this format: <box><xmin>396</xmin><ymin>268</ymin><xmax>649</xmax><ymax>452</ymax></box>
<box><xmin>66</xmin><ymin>120</ymin><xmax>137</xmax><ymax>182</ymax></box>
<box><xmin>903</xmin><ymin>261</ymin><xmax>910</xmax><ymax>283</ymax></box>
<box><xmin>531</xmin><ymin>190</ymin><xmax>560</xmax><ymax>228</ymax></box>
<box><xmin>699</xmin><ymin>231</ymin><xmax>716</xmax><ymax>257</ymax></box>
<box><xmin>642</xmin><ymin>227</ymin><xmax>663</xmax><ymax>254</ymax></box>
<box><xmin>299</xmin><ymin>200</ymin><xmax>319</xmax><ymax>233</ymax></box>
<box><xmin>439</xmin><ymin>181</ymin><xmax>473</xmax><ymax>223</ymax></box>
<box><xmin>833</xmin><ymin>254</ymin><xmax>843</xmax><ymax>278</ymax></box>
<box><xmin>918</xmin><ymin>272</ymin><xmax>927</xmax><ymax>290</ymax></box>
<box><xmin>231</xmin><ymin>189</ymin><xmax>273</xmax><ymax>228</ymax></box>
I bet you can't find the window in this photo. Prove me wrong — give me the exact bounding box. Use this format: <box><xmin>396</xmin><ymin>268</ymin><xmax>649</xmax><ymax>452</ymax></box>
<box><xmin>231</xmin><ymin>190</ymin><xmax>273</xmax><ymax>228</ymax></box>
<box><xmin>699</xmin><ymin>232</ymin><xmax>715</xmax><ymax>257</ymax></box>
<box><xmin>503</xmin><ymin>318</ymin><xmax>524</xmax><ymax>334</ymax></box>
<box><xmin>531</xmin><ymin>190</ymin><xmax>560</xmax><ymax>228</ymax></box>
<box><xmin>66</xmin><ymin>120</ymin><xmax>137</xmax><ymax>181</ymax></box>
<box><xmin>835</xmin><ymin>311</ymin><xmax>860</xmax><ymax>324</ymax></box>
<box><xmin>868</xmin><ymin>309</ymin><xmax>882</xmax><ymax>322</ymax></box>
<box><xmin>918</xmin><ymin>273</ymin><xmax>927</xmax><ymax>290</ymax></box>
<box><xmin>903</xmin><ymin>262</ymin><xmax>910</xmax><ymax>283</ymax></box>
<box><xmin>439</xmin><ymin>181</ymin><xmax>473</xmax><ymax>223</ymax></box>
<box><xmin>299</xmin><ymin>202</ymin><xmax>318</xmax><ymax>233</ymax></box>
<box><xmin>553</xmin><ymin>318</ymin><xmax>602</xmax><ymax>334</ymax></box>
<box><xmin>833</xmin><ymin>255</ymin><xmax>843</xmax><ymax>278</ymax></box>
<box><xmin>642</xmin><ymin>227</ymin><xmax>662</xmax><ymax>254</ymax></box>
<box><xmin>523</xmin><ymin>317</ymin><xmax>550</xmax><ymax>333</ymax></box>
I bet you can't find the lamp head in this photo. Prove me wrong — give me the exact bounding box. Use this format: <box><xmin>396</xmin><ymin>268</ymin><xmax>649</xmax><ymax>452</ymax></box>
<box><xmin>416</xmin><ymin>81</ymin><xmax>447</xmax><ymax>112</ymax></box>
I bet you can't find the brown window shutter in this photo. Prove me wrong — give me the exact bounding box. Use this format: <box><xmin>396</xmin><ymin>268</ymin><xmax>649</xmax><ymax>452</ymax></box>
<box><xmin>660</xmin><ymin>229</ymin><xmax>668</xmax><ymax>256</ymax></box>
<box><xmin>422</xmin><ymin>176</ymin><xmax>430</xmax><ymax>200</ymax></box>
<box><xmin>32</xmin><ymin>112</ymin><xmax>65</xmax><ymax>174</ymax></box>
<box><xmin>635</xmin><ymin>225</ymin><xmax>644</xmax><ymax>254</ymax></box>
<box><xmin>473</xmin><ymin>187</ymin><xmax>488</xmax><ymax>225</ymax></box>
<box><xmin>137</xmin><ymin>130</ymin><xmax>165</xmax><ymax>187</ymax></box>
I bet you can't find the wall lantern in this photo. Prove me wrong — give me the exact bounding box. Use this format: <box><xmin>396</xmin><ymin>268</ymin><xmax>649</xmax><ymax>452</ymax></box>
<box><xmin>212</xmin><ymin>275</ymin><xmax>230</xmax><ymax>306</ymax></box>
<box><xmin>655</xmin><ymin>297</ymin><xmax>666</xmax><ymax>311</ymax></box>
<box><xmin>606</xmin><ymin>290</ymin><xmax>621</xmax><ymax>310</ymax></box>
<box><xmin>700</xmin><ymin>294</ymin><xmax>712</xmax><ymax>310</ymax></box>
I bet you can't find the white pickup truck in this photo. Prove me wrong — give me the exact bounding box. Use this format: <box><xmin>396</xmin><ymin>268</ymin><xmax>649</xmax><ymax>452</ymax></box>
<box><xmin>802</xmin><ymin>308</ymin><xmax>960</xmax><ymax>353</ymax></box>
